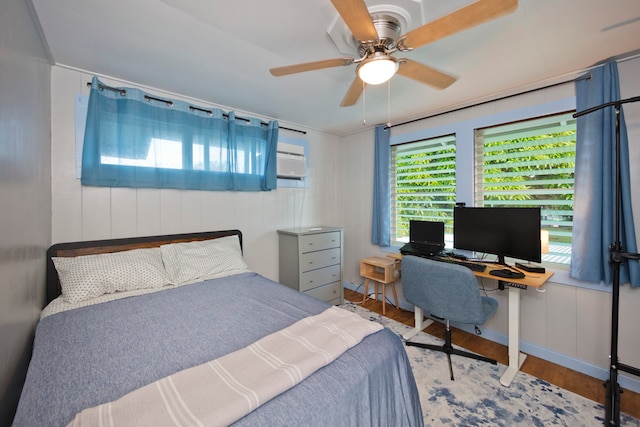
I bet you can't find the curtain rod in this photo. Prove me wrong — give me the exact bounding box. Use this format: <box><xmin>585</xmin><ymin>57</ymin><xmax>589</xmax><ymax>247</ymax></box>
<box><xmin>385</xmin><ymin>73</ymin><xmax>592</xmax><ymax>130</ymax></box>
<box><xmin>86</xmin><ymin>82</ymin><xmax>306</xmax><ymax>135</ymax></box>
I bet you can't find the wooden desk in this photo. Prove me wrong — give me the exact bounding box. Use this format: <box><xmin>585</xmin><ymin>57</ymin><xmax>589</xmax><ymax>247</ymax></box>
<box><xmin>388</xmin><ymin>253</ymin><xmax>554</xmax><ymax>387</ymax></box>
<box><xmin>360</xmin><ymin>256</ymin><xmax>400</xmax><ymax>315</ymax></box>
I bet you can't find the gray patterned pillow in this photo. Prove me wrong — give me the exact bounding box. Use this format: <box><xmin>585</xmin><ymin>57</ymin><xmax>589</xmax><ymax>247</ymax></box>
<box><xmin>161</xmin><ymin>235</ymin><xmax>248</xmax><ymax>285</ymax></box>
<box><xmin>52</xmin><ymin>247</ymin><xmax>171</xmax><ymax>303</ymax></box>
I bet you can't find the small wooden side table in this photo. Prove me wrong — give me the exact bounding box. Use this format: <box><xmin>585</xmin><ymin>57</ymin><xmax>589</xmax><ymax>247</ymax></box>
<box><xmin>360</xmin><ymin>256</ymin><xmax>399</xmax><ymax>315</ymax></box>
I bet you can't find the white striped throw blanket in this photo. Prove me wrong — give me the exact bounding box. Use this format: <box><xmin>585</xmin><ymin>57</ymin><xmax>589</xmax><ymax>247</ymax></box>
<box><xmin>67</xmin><ymin>306</ymin><xmax>383</xmax><ymax>427</ymax></box>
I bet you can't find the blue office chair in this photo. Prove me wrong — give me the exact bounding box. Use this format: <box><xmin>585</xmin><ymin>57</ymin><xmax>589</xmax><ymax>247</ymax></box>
<box><xmin>401</xmin><ymin>255</ymin><xmax>499</xmax><ymax>380</ymax></box>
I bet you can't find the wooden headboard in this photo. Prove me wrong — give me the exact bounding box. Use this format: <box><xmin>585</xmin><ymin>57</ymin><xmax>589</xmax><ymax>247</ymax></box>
<box><xmin>46</xmin><ymin>229</ymin><xmax>242</xmax><ymax>305</ymax></box>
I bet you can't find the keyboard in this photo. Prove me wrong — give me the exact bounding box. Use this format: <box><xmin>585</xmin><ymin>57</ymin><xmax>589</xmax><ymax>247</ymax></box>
<box><xmin>431</xmin><ymin>256</ymin><xmax>487</xmax><ymax>272</ymax></box>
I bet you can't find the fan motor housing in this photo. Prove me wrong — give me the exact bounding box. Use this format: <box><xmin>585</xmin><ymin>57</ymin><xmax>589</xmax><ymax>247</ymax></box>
<box><xmin>357</xmin><ymin>13</ymin><xmax>401</xmax><ymax>56</ymax></box>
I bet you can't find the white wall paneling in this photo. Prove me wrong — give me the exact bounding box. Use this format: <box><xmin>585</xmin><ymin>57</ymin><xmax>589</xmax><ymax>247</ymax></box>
<box><xmin>520</xmin><ymin>285</ymin><xmax>548</xmax><ymax>348</ymax></box>
<box><xmin>576</xmin><ymin>288</ymin><xmax>611</xmax><ymax>367</ymax></box>
<box><xmin>81</xmin><ymin>186</ymin><xmax>112</xmax><ymax>240</ymax></box>
<box><xmin>136</xmin><ymin>189</ymin><xmax>162</xmax><ymax>236</ymax></box>
<box><xmin>110</xmin><ymin>188</ymin><xmax>137</xmax><ymax>238</ymax></box>
<box><xmin>546</xmin><ymin>284</ymin><xmax>578</xmax><ymax>357</ymax></box>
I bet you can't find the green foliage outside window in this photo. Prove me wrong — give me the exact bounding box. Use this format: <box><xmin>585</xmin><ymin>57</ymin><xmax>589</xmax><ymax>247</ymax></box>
<box><xmin>480</xmin><ymin>130</ymin><xmax>576</xmax><ymax>246</ymax></box>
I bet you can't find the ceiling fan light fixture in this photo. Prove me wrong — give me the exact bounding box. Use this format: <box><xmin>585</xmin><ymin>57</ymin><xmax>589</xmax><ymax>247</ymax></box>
<box><xmin>357</xmin><ymin>54</ymin><xmax>398</xmax><ymax>85</ymax></box>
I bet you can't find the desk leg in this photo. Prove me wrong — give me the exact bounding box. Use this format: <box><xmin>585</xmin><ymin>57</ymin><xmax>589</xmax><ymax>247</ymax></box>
<box><xmin>402</xmin><ymin>307</ymin><xmax>433</xmax><ymax>340</ymax></box>
<box><xmin>500</xmin><ymin>285</ymin><xmax>527</xmax><ymax>387</ymax></box>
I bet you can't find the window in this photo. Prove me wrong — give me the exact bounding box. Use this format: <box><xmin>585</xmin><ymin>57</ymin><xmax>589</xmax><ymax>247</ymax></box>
<box><xmin>475</xmin><ymin>112</ymin><xmax>577</xmax><ymax>265</ymax></box>
<box><xmin>80</xmin><ymin>77</ymin><xmax>278</xmax><ymax>192</ymax></box>
<box><xmin>391</xmin><ymin>134</ymin><xmax>456</xmax><ymax>246</ymax></box>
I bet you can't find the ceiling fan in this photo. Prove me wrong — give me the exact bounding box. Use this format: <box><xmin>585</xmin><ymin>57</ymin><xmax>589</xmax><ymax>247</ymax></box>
<box><xmin>270</xmin><ymin>0</ymin><xmax>518</xmax><ymax>107</ymax></box>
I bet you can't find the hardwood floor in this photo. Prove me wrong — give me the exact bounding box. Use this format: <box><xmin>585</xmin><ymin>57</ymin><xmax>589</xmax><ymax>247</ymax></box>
<box><xmin>344</xmin><ymin>288</ymin><xmax>640</xmax><ymax>420</ymax></box>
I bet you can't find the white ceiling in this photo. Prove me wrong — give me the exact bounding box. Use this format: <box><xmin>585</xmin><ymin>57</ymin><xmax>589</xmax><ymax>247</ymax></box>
<box><xmin>30</xmin><ymin>0</ymin><xmax>640</xmax><ymax>136</ymax></box>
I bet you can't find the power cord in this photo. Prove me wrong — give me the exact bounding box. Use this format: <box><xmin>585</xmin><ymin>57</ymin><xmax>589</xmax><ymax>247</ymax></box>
<box><xmin>349</xmin><ymin>281</ymin><xmax>367</xmax><ymax>304</ymax></box>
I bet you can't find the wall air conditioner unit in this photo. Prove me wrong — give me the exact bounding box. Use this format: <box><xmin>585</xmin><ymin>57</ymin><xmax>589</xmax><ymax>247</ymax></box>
<box><xmin>277</xmin><ymin>142</ymin><xmax>307</xmax><ymax>180</ymax></box>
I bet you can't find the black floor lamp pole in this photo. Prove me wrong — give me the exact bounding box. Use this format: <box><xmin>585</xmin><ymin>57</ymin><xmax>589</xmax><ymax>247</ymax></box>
<box><xmin>574</xmin><ymin>95</ymin><xmax>640</xmax><ymax>426</ymax></box>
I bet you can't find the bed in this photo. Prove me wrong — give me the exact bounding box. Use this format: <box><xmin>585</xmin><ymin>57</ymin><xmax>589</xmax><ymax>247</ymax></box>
<box><xmin>13</xmin><ymin>230</ymin><xmax>423</xmax><ymax>426</ymax></box>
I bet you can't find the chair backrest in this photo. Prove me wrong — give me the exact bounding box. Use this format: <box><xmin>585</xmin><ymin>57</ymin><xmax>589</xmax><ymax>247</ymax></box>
<box><xmin>401</xmin><ymin>255</ymin><xmax>494</xmax><ymax>325</ymax></box>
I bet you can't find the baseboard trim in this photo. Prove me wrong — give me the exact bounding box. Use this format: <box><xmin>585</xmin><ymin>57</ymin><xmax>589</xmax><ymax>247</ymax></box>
<box><xmin>342</xmin><ymin>281</ymin><xmax>640</xmax><ymax>394</ymax></box>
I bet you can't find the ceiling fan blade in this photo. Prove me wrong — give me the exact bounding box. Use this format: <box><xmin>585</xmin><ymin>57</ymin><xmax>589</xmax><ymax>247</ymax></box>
<box><xmin>397</xmin><ymin>59</ymin><xmax>457</xmax><ymax>90</ymax></box>
<box><xmin>270</xmin><ymin>58</ymin><xmax>354</xmax><ymax>76</ymax></box>
<box><xmin>340</xmin><ymin>77</ymin><xmax>365</xmax><ymax>107</ymax></box>
<box><xmin>330</xmin><ymin>0</ymin><xmax>378</xmax><ymax>42</ymax></box>
<box><xmin>401</xmin><ymin>0</ymin><xmax>518</xmax><ymax>49</ymax></box>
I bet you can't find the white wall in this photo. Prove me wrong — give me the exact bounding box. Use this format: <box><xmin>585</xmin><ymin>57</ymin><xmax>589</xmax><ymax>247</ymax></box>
<box><xmin>340</xmin><ymin>57</ymin><xmax>640</xmax><ymax>390</ymax></box>
<box><xmin>50</xmin><ymin>67</ymin><xmax>343</xmax><ymax>282</ymax></box>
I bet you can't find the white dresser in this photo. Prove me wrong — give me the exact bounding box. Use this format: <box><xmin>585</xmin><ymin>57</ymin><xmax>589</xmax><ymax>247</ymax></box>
<box><xmin>277</xmin><ymin>227</ymin><xmax>344</xmax><ymax>305</ymax></box>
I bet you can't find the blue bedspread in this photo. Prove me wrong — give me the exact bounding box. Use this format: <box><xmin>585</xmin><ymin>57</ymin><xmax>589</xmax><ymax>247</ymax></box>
<box><xmin>13</xmin><ymin>272</ymin><xmax>423</xmax><ymax>426</ymax></box>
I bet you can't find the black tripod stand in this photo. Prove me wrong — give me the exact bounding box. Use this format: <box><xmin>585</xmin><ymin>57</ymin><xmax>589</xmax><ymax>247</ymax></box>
<box><xmin>405</xmin><ymin>318</ymin><xmax>497</xmax><ymax>381</ymax></box>
<box><xmin>574</xmin><ymin>95</ymin><xmax>640</xmax><ymax>426</ymax></box>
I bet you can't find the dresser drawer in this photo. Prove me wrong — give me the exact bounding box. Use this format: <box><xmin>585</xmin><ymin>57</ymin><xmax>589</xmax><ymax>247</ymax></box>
<box><xmin>299</xmin><ymin>247</ymin><xmax>340</xmax><ymax>272</ymax></box>
<box><xmin>303</xmin><ymin>281</ymin><xmax>341</xmax><ymax>303</ymax></box>
<box><xmin>299</xmin><ymin>231</ymin><xmax>341</xmax><ymax>253</ymax></box>
<box><xmin>300</xmin><ymin>264</ymin><xmax>341</xmax><ymax>292</ymax></box>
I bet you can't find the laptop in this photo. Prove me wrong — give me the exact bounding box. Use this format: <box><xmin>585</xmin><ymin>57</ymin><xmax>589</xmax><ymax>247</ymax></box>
<box><xmin>400</xmin><ymin>220</ymin><xmax>445</xmax><ymax>257</ymax></box>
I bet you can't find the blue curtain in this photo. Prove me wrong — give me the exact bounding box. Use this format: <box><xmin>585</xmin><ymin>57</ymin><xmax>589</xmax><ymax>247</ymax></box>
<box><xmin>570</xmin><ymin>62</ymin><xmax>639</xmax><ymax>287</ymax></box>
<box><xmin>82</xmin><ymin>77</ymin><xmax>278</xmax><ymax>191</ymax></box>
<box><xmin>372</xmin><ymin>125</ymin><xmax>391</xmax><ymax>246</ymax></box>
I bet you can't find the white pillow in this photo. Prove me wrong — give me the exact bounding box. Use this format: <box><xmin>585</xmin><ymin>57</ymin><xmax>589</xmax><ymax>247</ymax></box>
<box><xmin>52</xmin><ymin>247</ymin><xmax>171</xmax><ymax>303</ymax></box>
<box><xmin>161</xmin><ymin>235</ymin><xmax>249</xmax><ymax>285</ymax></box>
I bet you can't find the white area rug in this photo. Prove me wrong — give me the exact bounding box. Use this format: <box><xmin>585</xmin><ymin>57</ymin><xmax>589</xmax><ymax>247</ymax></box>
<box><xmin>341</xmin><ymin>302</ymin><xmax>640</xmax><ymax>427</ymax></box>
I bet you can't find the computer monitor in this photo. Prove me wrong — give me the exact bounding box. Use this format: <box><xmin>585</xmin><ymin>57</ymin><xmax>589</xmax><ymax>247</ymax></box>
<box><xmin>409</xmin><ymin>220</ymin><xmax>445</xmax><ymax>246</ymax></box>
<box><xmin>453</xmin><ymin>207</ymin><xmax>541</xmax><ymax>264</ymax></box>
